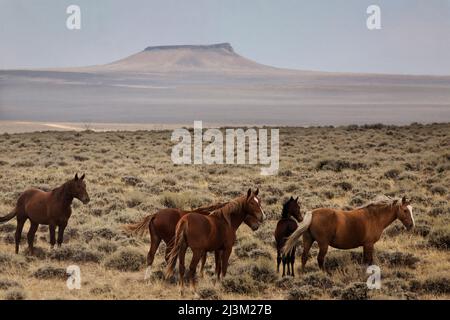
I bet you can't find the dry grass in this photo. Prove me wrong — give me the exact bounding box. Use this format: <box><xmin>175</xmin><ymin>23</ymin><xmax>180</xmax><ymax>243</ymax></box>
<box><xmin>0</xmin><ymin>123</ymin><xmax>449</xmax><ymax>300</ymax></box>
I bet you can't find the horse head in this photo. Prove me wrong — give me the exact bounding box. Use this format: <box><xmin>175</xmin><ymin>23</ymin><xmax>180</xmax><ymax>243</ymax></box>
<box><xmin>283</xmin><ymin>196</ymin><xmax>302</xmax><ymax>222</ymax></box>
<box><xmin>243</xmin><ymin>188</ymin><xmax>266</xmax><ymax>231</ymax></box>
<box><xmin>394</xmin><ymin>196</ymin><xmax>414</xmax><ymax>230</ymax></box>
<box><xmin>70</xmin><ymin>173</ymin><xmax>90</xmax><ymax>204</ymax></box>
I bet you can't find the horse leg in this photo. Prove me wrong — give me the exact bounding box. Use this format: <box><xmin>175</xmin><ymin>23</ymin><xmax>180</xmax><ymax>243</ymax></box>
<box><xmin>214</xmin><ymin>250</ymin><xmax>222</xmax><ymax>281</ymax></box>
<box><xmin>27</xmin><ymin>222</ymin><xmax>39</xmax><ymax>255</ymax></box>
<box><xmin>220</xmin><ymin>247</ymin><xmax>232</xmax><ymax>278</ymax></box>
<box><xmin>301</xmin><ymin>233</ymin><xmax>313</xmax><ymax>272</ymax></box>
<box><xmin>199</xmin><ymin>252</ymin><xmax>207</xmax><ymax>278</ymax></box>
<box><xmin>317</xmin><ymin>242</ymin><xmax>329</xmax><ymax>272</ymax></box>
<box><xmin>15</xmin><ymin>217</ymin><xmax>26</xmax><ymax>254</ymax></box>
<box><xmin>57</xmin><ymin>222</ymin><xmax>67</xmax><ymax>247</ymax></box>
<box><xmin>276</xmin><ymin>248</ymin><xmax>282</xmax><ymax>274</ymax></box>
<box><xmin>282</xmin><ymin>255</ymin><xmax>287</xmax><ymax>277</ymax></box>
<box><xmin>178</xmin><ymin>241</ymin><xmax>187</xmax><ymax>295</ymax></box>
<box><xmin>363</xmin><ymin>243</ymin><xmax>374</xmax><ymax>265</ymax></box>
<box><xmin>290</xmin><ymin>247</ymin><xmax>296</xmax><ymax>277</ymax></box>
<box><xmin>147</xmin><ymin>234</ymin><xmax>161</xmax><ymax>267</ymax></box>
<box><xmin>188</xmin><ymin>249</ymin><xmax>204</xmax><ymax>292</ymax></box>
<box><xmin>49</xmin><ymin>225</ymin><xmax>56</xmax><ymax>249</ymax></box>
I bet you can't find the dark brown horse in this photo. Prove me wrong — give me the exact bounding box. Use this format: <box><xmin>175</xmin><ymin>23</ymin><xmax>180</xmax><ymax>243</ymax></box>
<box><xmin>283</xmin><ymin>196</ymin><xmax>414</xmax><ymax>271</ymax></box>
<box><xmin>124</xmin><ymin>201</ymin><xmax>228</xmax><ymax>275</ymax></box>
<box><xmin>0</xmin><ymin>174</ymin><xmax>90</xmax><ymax>254</ymax></box>
<box><xmin>275</xmin><ymin>196</ymin><xmax>301</xmax><ymax>277</ymax></box>
<box><xmin>166</xmin><ymin>188</ymin><xmax>265</xmax><ymax>292</ymax></box>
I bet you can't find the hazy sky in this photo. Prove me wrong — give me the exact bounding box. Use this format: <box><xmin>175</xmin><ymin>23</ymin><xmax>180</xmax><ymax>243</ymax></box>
<box><xmin>1</xmin><ymin>0</ymin><xmax>449</xmax><ymax>74</ymax></box>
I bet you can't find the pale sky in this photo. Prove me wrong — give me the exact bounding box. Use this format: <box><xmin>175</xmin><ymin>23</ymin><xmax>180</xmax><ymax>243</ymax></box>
<box><xmin>1</xmin><ymin>0</ymin><xmax>450</xmax><ymax>74</ymax></box>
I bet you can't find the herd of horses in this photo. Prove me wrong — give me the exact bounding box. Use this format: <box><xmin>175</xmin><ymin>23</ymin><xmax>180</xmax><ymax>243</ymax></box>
<box><xmin>0</xmin><ymin>174</ymin><xmax>415</xmax><ymax>293</ymax></box>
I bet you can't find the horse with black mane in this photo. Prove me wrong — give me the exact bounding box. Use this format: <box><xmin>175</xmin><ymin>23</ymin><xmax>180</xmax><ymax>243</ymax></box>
<box><xmin>275</xmin><ymin>196</ymin><xmax>301</xmax><ymax>277</ymax></box>
<box><xmin>0</xmin><ymin>174</ymin><xmax>90</xmax><ymax>254</ymax></box>
<box><xmin>283</xmin><ymin>195</ymin><xmax>414</xmax><ymax>272</ymax></box>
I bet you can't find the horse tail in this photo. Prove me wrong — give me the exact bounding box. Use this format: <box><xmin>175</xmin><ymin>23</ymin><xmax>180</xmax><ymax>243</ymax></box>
<box><xmin>0</xmin><ymin>209</ymin><xmax>17</xmax><ymax>224</ymax></box>
<box><xmin>123</xmin><ymin>215</ymin><xmax>155</xmax><ymax>237</ymax></box>
<box><xmin>165</xmin><ymin>218</ymin><xmax>188</xmax><ymax>279</ymax></box>
<box><xmin>283</xmin><ymin>211</ymin><xmax>313</xmax><ymax>256</ymax></box>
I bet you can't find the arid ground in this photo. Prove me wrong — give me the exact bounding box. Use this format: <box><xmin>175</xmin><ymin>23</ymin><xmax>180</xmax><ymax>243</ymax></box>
<box><xmin>0</xmin><ymin>123</ymin><xmax>449</xmax><ymax>300</ymax></box>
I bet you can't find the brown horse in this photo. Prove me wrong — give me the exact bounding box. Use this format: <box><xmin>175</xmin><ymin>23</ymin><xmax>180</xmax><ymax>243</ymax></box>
<box><xmin>124</xmin><ymin>201</ymin><xmax>228</xmax><ymax>275</ymax></box>
<box><xmin>275</xmin><ymin>196</ymin><xmax>301</xmax><ymax>277</ymax></box>
<box><xmin>283</xmin><ymin>196</ymin><xmax>414</xmax><ymax>271</ymax></box>
<box><xmin>0</xmin><ymin>174</ymin><xmax>90</xmax><ymax>254</ymax></box>
<box><xmin>166</xmin><ymin>188</ymin><xmax>265</xmax><ymax>292</ymax></box>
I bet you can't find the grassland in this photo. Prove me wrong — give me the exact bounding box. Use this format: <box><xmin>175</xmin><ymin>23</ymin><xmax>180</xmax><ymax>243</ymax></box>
<box><xmin>0</xmin><ymin>123</ymin><xmax>449</xmax><ymax>300</ymax></box>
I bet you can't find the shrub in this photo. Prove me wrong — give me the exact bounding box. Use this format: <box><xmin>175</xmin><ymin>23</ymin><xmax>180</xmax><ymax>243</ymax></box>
<box><xmin>428</xmin><ymin>227</ymin><xmax>450</xmax><ymax>249</ymax></box>
<box><xmin>83</xmin><ymin>227</ymin><xmax>118</xmax><ymax>242</ymax></box>
<box><xmin>430</xmin><ymin>185</ymin><xmax>447</xmax><ymax>195</ymax></box>
<box><xmin>222</xmin><ymin>275</ymin><xmax>256</xmax><ymax>295</ymax></box>
<box><xmin>384</xmin><ymin>169</ymin><xmax>400</xmax><ymax>179</ymax></box>
<box><xmin>160</xmin><ymin>191</ymin><xmax>212</xmax><ymax>210</ymax></box>
<box><xmin>420</xmin><ymin>276</ymin><xmax>450</xmax><ymax>294</ymax></box>
<box><xmin>340</xmin><ymin>283</ymin><xmax>368</xmax><ymax>300</ymax></box>
<box><xmin>90</xmin><ymin>284</ymin><xmax>113</xmax><ymax>295</ymax></box>
<box><xmin>0</xmin><ymin>279</ymin><xmax>21</xmax><ymax>290</ymax></box>
<box><xmin>125</xmin><ymin>191</ymin><xmax>145</xmax><ymax>208</ymax></box>
<box><xmin>49</xmin><ymin>245</ymin><xmax>102</xmax><ymax>263</ymax></box>
<box><xmin>249</xmin><ymin>260</ymin><xmax>277</xmax><ymax>283</ymax></box>
<box><xmin>104</xmin><ymin>248</ymin><xmax>145</xmax><ymax>272</ymax></box>
<box><xmin>316</xmin><ymin>159</ymin><xmax>367</xmax><ymax>172</ymax></box>
<box><xmin>300</xmin><ymin>272</ymin><xmax>334</xmax><ymax>289</ymax></box>
<box><xmin>333</xmin><ymin>182</ymin><xmax>353</xmax><ymax>191</ymax></box>
<box><xmin>378</xmin><ymin>251</ymin><xmax>420</xmax><ymax>268</ymax></box>
<box><xmin>32</xmin><ymin>265</ymin><xmax>67</xmax><ymax>280</ymax></box>
<box><xmin>197</xmin><ymin>286</ymin><xmax>220</xmax><ymax>300</ymax></box>
<box><xmin>0</xmin><ymin>253</ymin><xmax>27</xmax><ymax>271</ymax></box>
<box><xmin>287</xmin><ymin>285</ymin><xmax>320</xmax><ymax>300</ymax></box>
<box><xmin>121</xmin><ymin>175</ymin><xmax>143</xmax><ymax>186</ymax></box>
<box><xmin>96</xmin><ymin>240</ymin><xmax>118</xmax><ymax>253</ymax></box>
<box><xmin>4</xmin><ymin>288</ymin><xmax>26</xmax><ymax>300</ymax></box>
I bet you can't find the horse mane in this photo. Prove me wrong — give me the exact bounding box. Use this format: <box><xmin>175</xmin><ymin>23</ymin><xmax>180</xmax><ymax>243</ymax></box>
<box><xmin>210</xmin><ymin>196</ymin><xmax>245</xmax><ymax>219</ymax></box>
<box><xmin>52</xmin><ymin>179</ymin><xmax>73</xmax><ymax>200</ymax></box>
<box><xmin>281</xmin><ymin>199</ymin><xmax>292</xmax><ymax>218</ymax></box>
<box><xmin>191</xmin><ymin>201</ymin><xmax>228</xmax><ymax>213</ymax></box>
<box><xmin>358</xmin><ymin>195</ymin><xmax>400</xmax><ymax>214</ymax></box>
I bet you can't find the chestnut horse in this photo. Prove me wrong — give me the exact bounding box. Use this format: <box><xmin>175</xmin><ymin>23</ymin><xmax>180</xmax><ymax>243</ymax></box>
<box><xmin>124</xmin><ymin>201</ymin><xmax>228</xmax><ymax>275</ymax></box>
<box><xmin>283</xmin><ymin>196</ymin><xmax>414</xmax><ymax>271</ymax></box>
<box><xmin>166</xmin><ymin>188</ymin><xmax>265</xmax><ymax>292</ymax></box>
<box><xmin>275</xmin><ymin>196</ymin><xmax>301</xmax><ymax>277</ymax></box>
<box><xmin>0</xmin><ymin>174</ymin><xmax>90</xmax><ymax>254</ymax></box>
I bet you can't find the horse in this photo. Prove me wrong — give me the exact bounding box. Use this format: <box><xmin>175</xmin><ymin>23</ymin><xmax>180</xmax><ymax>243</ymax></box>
<box><xmin>283</xmin><ymin>196</ymin><xmax>414</xmax><ymax>272</ymax></box>
<box><xmin>124</xmin><ymin>201</ymin><xmax>228</xmax><ymax>276</ymax></box>
<box><xmin>275</xmin><ymin>196</ymin><xmax>301</xmax><ymax>277</ymax></box>
<box><xmin>0</xmin><ymin>173</ymin><xmax>90</xmax><ymax>254</ymax></box>
<box><xmin>165</xmin><ymin>188</ymin><xmax>265</xmax><ymax>293</ymax></box>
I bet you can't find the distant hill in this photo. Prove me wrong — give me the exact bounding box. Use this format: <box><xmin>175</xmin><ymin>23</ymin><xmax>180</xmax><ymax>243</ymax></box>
<box><xmin>76</xmin><ymin>43</ymin><xmax>286</xmax><ymax>74</ymax></box>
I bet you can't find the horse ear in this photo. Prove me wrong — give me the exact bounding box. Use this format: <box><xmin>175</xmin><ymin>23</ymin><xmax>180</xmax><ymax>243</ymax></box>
<box><xmin>295</xmin><ymin>197</ymin><xmax>299</xmax><ymax>202</ymax></box>
<box><xmin>255</xmin><ymin>188</ymin><xmax>259</xmax><ymax>196</ymax></box>
<box><xmin>402</xmin><ymin>196</ymin><xmax>407</xmax><ymax>205</ymax></box>
<box><xmin>393</xmin><ymin>199</ymin><xmax>398</xmax><ymax>206</ymax></box>
<box><xmin>74</xmin><ymin>173</ymin><xmax>79</xmax><ymax>181</ymax></box>
<box><xmin>80</xmin><ymin>174</ymin><xmax>85</xmax><ymax>180</ymax></box>
<box><xmin>247</xmin><ymin>188</ymin><xmax>252</xmax><ymax>199</ymax></box>
<box><xmin>290</xmin><ymin>196</ymin><xmax>293</xmax><ymax>200</ymax></box>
